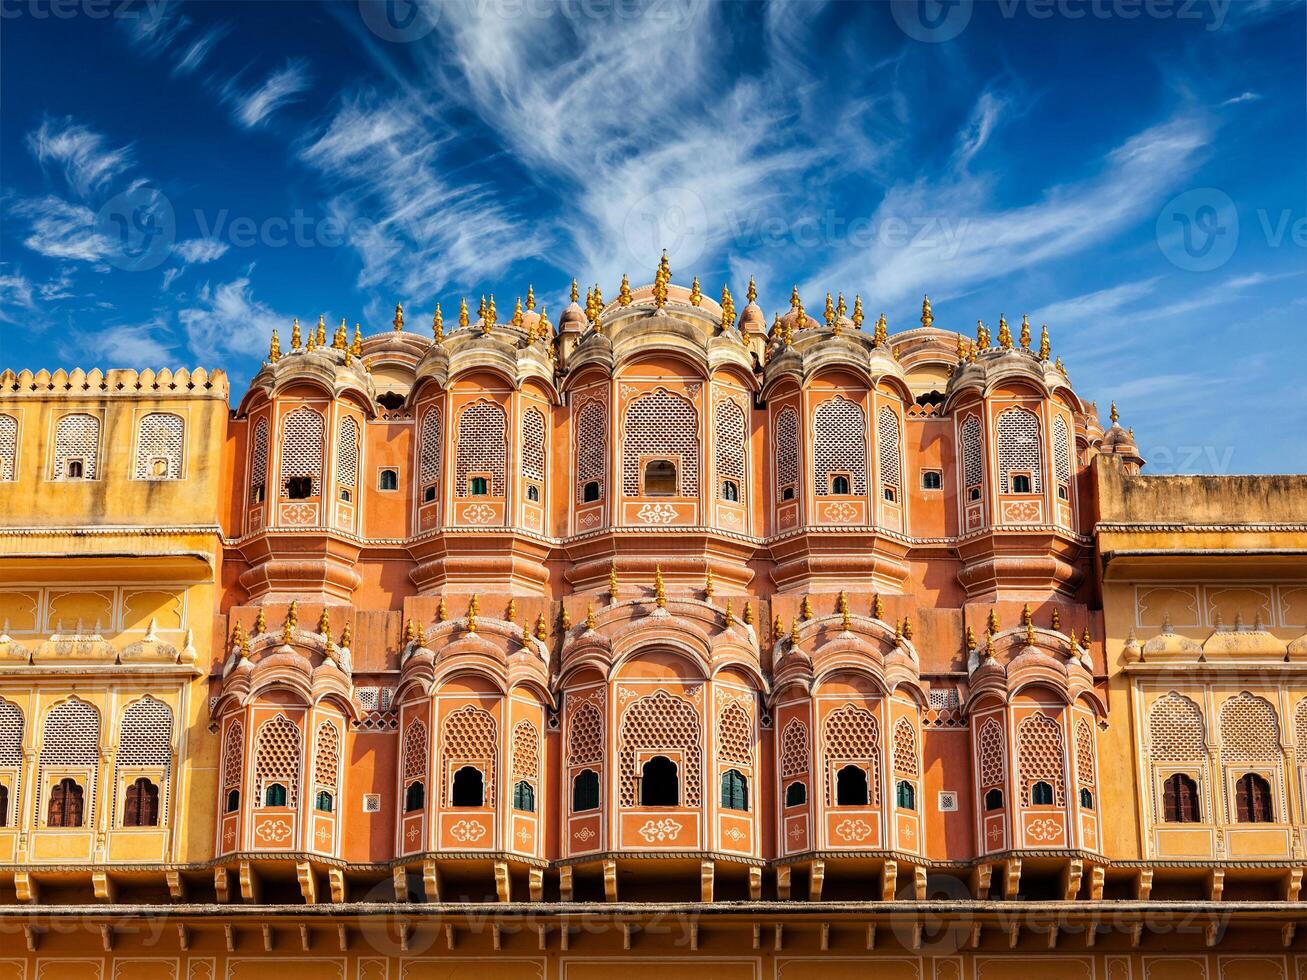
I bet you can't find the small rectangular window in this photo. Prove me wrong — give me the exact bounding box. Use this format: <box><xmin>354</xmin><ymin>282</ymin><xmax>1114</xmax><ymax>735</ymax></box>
<box><xmin>921</xmin><ymin>469</ymin><xmax>943</xmax><ymax>490</ymax></box>
<box><xmin>423</xmin><ymin>484</ymin><xmax>436</xmax><ymax>503</ymax></box>
<box><xmin>1011</xmin><ymin>473</ymin><xmax>1033</xmax><ymax>494</ymax></box>
<box><xmin>883</xmin><ymin>485</ymin><xmax>897</xmax><ymax>503</ymax></box>
<box><xmin>378</xmin><ymin>468</ymin><xmax>399</xmax><ymax>491</ymax></box>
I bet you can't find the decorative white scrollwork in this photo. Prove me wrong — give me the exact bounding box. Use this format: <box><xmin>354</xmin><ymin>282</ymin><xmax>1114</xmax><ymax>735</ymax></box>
<box><xmin>637</xmin><ymin>818</ymin><xmax>683</xmax><ymax>843</ymax></box>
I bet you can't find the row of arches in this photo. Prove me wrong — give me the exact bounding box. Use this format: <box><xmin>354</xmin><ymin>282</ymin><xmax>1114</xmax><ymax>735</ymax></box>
<box><xmin>0</xmin><ymin>411</ymin><xmax>186</xmax><ymax>483</ymax></box>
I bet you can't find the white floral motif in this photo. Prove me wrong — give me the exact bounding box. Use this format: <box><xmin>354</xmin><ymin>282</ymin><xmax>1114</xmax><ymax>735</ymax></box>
<box><xmin>636</xmin><ymin>503</ymin><xmax>678</xmax><ymax>525</ymax></box>
<box><xmin>637</xmin><ymin>818</ymin><xmax>683</xmax><ymax>843</ymax></box>
<box><xmin>280</xmin><ymin>503</ymin><xmax>317</xmax><ymax>526</ymax></box>
<box><xmin>834</xmin><ymin>818</ymin><xmax>873</xmax><ymax>842</ymax></box>
<box><xmin>573</xmin><ymin>826</ymin><xmax>596</xmax><ymax>843</ymax></box>
<box><xmin>822</xmin><ymin>501</ymin><xmax>859</xmax><ymax>524</ymax></box>
<box><xmin>461</xmin><ymin>503</ymin><xmax>497</xmax><ymax>524</ymax></box>
<box><xmin>724</xmin><ymin>826</ymin><xmax>746</xmax><ymax>843</ymax></box>
<box><xmin>1025</xmin><ymin>817</ymin><xmax>1063</xmax><ymax>843</ymax></box>
<box><xmin>255</xmin><ymin>818</ymin><xmax>293</xmax><ymax>844</ymax></box>
<box><xmin>449</xmin><ymin>819</ymin><xmax>487</xmax><ymax>843</ymax></box>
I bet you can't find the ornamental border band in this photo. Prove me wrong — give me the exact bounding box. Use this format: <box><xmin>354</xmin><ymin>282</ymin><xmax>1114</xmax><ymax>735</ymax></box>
<box><xmin>0</xmin><ymin>261</ymin><xmax>1304</xmax><ymax>978</ymax></box>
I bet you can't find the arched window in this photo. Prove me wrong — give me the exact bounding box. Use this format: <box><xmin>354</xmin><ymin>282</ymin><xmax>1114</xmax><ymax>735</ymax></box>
<box><xmin>1017</xmin><ymin>713</ymin><xmax>1065</xmax><ymax>806</ymax></box>
<box><xmin>1079</xmin><ymin>787</ymin><xmax>1094</xmax><ymax>810</ymax></box>
<box><xmin>39</xmin><ymin>699</ymin><xmax>99</xmax><ymax>826</ymax></box>
<box><xmin>0</xmin><ymin>700</ymin><xmax>24</xmax><ymax>828</ymax></box>
<box><xmin>582</xmin><ymin>481</ymin><xmax>600</xmax><ymax>502</ymax></box>
<box><xmin>622</xmin><ymin>389</ymin><xmax>699</xmax><ymax>497</ymax></box>
<box><xmin>117</xmin><ymin>696</ymin><xmax>173</xmax><ymax>827</ymax></box>
<box><xmin>643</xmin><ymin>458</ymin><xmax>677</xmax><ymax>495</ymax></box>
<box><xmin>53</xmin><ymin>413</ymin><xmax>100</xmax><ymax>480</ymax></box>
<box><xmin>640</xmin><ymin>756</ymin><xmax>679</xmax><ymax>806</ymax></box>
<box><xmin>921</xmin><ymin>469</ymin><xmax>942</xmax><ymax>490</ymax></box>
<box><xmin>785</xmin><ymin>781</ymin><xmax>806</xmax><ymax>807</ymax></box>
<box><xmin>316</xmin><ymin>790</ymin><xmax>334</xmax><ymax>813</ymax></box>
<box><xmin>984</xmin><ymin>788</ymin><xmax>1004</xmax><ymax>811</ymax></box>
<box><xmin>895</xmin><ymin>779</ymin><xmax>915</xmax><ymax>810</ymax></box>
<box><xmin>877</xmin><ymin>406</ymin><xmax>901</xmax><ymax>499</ymax></box>
<box><xmin>135</xmin><ymin>412</ymin><xmax>184</xmax><ymax>480</ymax></box>
<box><xmin>254</xmin><ymin>714</ymin><xmax>301</xmax><ymax>808</ymax></box>
<box><xmin>226</xmin><ymin>789</ymin><xmax>240</xmax><ymax>813</ymax></box>
<box><xmin>720</xmin><ymin>769</ymin><xmax>748</xmax><ymax>811</ymax></box>
<box><xmin>336</xmin><ymin>416</ymin><xmax>359</xmax><ymax>499</ymax></box>
<box><xmin>823</xmin><ymin>703</ymin><xmax>880</xmax><ymax>806</ymax></box>
<box><xmin>721</xmin><ymin>480</ymin><xmax>739</xmax><ymax>501</ymax></box>
<box><xmin>619</xmin><ymin>691</ymin><xmax>700</xmax><ymax>808</ymax></box>
<box><xmin>960</xmin><ymin>414</ymin><xmax>983</xmax><ymax>499</ymax></box>
<box><xmin>264</xmin><ymin>783</ymin><xmax>287</xmax><ymax>807</ymax></box>
<box><xmin>572</xmin><ymin>769</ymin><xmax>599</xmax><ymax>812</ymax></box>
<box><xmin>405</xmin><ymin>781</ymin><xmax>425</xmax><ymax>812</ymax></box>
<box><xmin>314</xmin><ymin>721</ymin><xmax>340</xmax><ymax>814</ymax></box>
<box><xmin>780</xmin><ymin>719</ymin><xmax>809</xmax><ymax>779</ymax></box>
<box><xmin>0</xmin><ymin>414</ymin><xmax>17</xmax><ymax>481</ymax></box>
<box><xmin>451</xmin><ymin>766</ymin><xmax>484</xmax><ymax>807</ymax></box>
<box><xmin>813</xmin><ymin>396</ymin><xmax>867</xmax><ymax>497</ymax></box>
<box><xmin>123</xmin><ymin>777</ymin><xmax>160</xmax><ymax>827</ymax></box>
<box><xmin>997</xmin><ymin>407</ymin><xmax>1042</xmax><ymax>494</ymax></box>
<box><xmin>521</xmin><ymin>406</ymin><xmax>546</xmax><ymax>489</ymax></box>
<box><xmin>222</xmin><ymin>720</ymin><xmax>244</xmax><ymax>817</ymax></box>
<box><xmin>379</xmin><ymin>468</ymin><xmax>399</xmax><ymax>491</ymax></box>
<box><xmin>1031</xmin><ymin>781</ymin><xmax>1054</xmax><ymax>806</ymax></box>
<box><xmin>455</xmin><ymin>399</ymin><xmax>506</xmax><ymax>497</ymax></box>
<box><xmin>280</xmin><ymin>408</ymin><xmax>324</xmax><ymax>499</ymax></box>
<box><xmin>774</xmin><ymin>406</ymin><xmax>799</xmax><ymax>501</ymax></box>
<box><xmin>419</xmin><ymin>406</ymin><xmax>442</xmax><ymax>500</ymax></box>
<box><xmin>714</xmin><ymin>397</ymin><xmax>746</xmax><ymax>503</ymax></box>
<box><xmin>1162</xmin><ymin>773</ymin><xmax>1200</xmax><ymax>823</ymax></box>
<box><xmin>1219</xmin><ymin>692</ymin><xmax>1280</xmax><ymax>763</ymax></box>
<box><xmin>249</xmin><ymin>417</ymin><xmax>268</xmax><ymax>502</ymax></box>
<box><xmin>1053</xmin><ymin>415</ymin><xmax>1072</xmax><ymax>499</ymax></box>
<box><xmin>1235</xmin><ymin>772</ymin><xmax>1274</xmax><ymax>823</ymax></box>
<box><xmin>47</xmin><ymin>777</ymin><xmax>84</xmax><ymax>827</ymax></box>
<box><xmin>512</xmin><ymin>779</ymin><xmax>535</xmax><ymax>813</ymax></box>
<box><xmin>830</xmin><ymin>474</ymin><xmax>850</xmax><ymax>495</ymax></box>
<box><xmin>575</xmin><ymin>398</ymin><xmax>607</xmax><ymax>503</ymax></box>
<box><xmin>835</xmin><ymin>764</ymin><xmax>869</xmax><ymax>806</ymax></box>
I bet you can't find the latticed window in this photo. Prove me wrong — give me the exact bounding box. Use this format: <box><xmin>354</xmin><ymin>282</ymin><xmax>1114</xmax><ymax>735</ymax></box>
<box><xmin>402</xmin><ymin>719</ymin><xmax>428</xmax><ymax>782</ymax></box>
<box><xmin>622</xmin><ymin>389</ymin><xmax>699</xmax><ymax>497</ymax></box>
<box><xmin>280</xmin><ymin>408</ymin><xmax>324</xmax><ymax>498</ymax></box>
<box><xmin>249</xmin><ymin>418</ymin><xmax>269</xmax><ymax>502</ymax></box>
<box><xmin>714</xmin><ymin>398</ymin><xmax>746</xmax><ymax>501</ymax></box>
<box><xmin>774</xmin><ymin>406</ymin><xmax>799</xmax><ymax>500</ymax></box>
<box><xmin>314</xmin><ymin>722</ymin><xmax>340</xmax><ymax>792</ymax></box>
<box><xmin>1075</xmin><ymin>719</ymin><xmax>1096</xmax><ymax>788</ymax></box>
<box><xmin>419</xmin><ymin>407</ymin><xmax>442</xmax><ymax>492</ymax></box>
<box><xmin>1163</xmin><ymin>773</ymin><xmax>1201</xmax><ymax>823</ymax></box>
<box><xmin>717</xmin><ymin>701</ymin><xmax>752</xmax><ymax>766</ymax></box>
<box><xmin>961</xmin><ymin>415</ymin><xmax>983</xmax><ymax>491</ymax></box>
<box><xmin>812</xmin><ymin>396</ymin><xmax>866</xmax><ymax>496</ymax></box>
<box><xmin>512</xmin><ymin>720</ymin><xmax>539</xmax><ymax>782</ymax></box>
<box><xmin>619</xmin><ymin>691</ymin><xmax>701</xmax><ymax>807</ymax></box>
<box><xmin>877</xmin><ymin>406</ymin><xmax>901</xmax><ymax>496</ymax></box>
<box><xmin>780</xmin><ymin>719</ymin><xmax>809</xmax><ymax>777</ymax></box>
<box><xmin>0</xmin><ymin>414</ymin><xmax>16</xmax><ymax>481</ymax></box>
<box><xmin>337</xmin><ymin>417</ymin><xmax>359</xmax><ymax>491</ymax></box>
<box><xmin>1053</xmin><ymin>415</ymin><xmax>1072</xmax><ymax>488</ymax></box>
<box><xmin>978</xmin><ymin>718</ymin><xmax>1005</xmax><ymax>788</ymax></box>
<box><xmin>0</xmin><ymin>700</ymin><xmax>23</xmax><ymax>826</ymax></box>
<box><xmin>53</xmin><ymin>413</ymin><xmax>100</xmax><ymax>479</ymax></box>
<box><xmin>440</xmin><ymin>706</ymin><xmax>496</xmax><ymax>806</ymax></box>
<box><xmin>997</xmin><ymin>407</ymin><xmax>1042</xmax><ymax>493</ymax></box>
<box><xmin>254</xmin><ymin>714</ymin><xmax>301</xmax><ymax>807</ymax></box>
<box><xmin>1295</xmin><ymin>699</ymin><xmax>1307</xmax><ymax>765</ymax></box>
<box><xmin>822</xmin><ymin>703</ymin><xmax>881</xmax><ymax>806</ymax></box>
<box><xmin>123</xmin><ymin>777</ymin><xmax>160</xmax><ymax>827</ymax></box>
<box><xmin>1220</xmin><ymin>692</ymin><xmax>1280</xmax><ymax>761</ymax></box>
<box><xmin>1235</xmin><ymin>772</ymin><xmax>1274</xmax><ymax>823</ymax></box>
<box><xmin>455</xmin><ymin>400</ymin><xmax>506</xmax><ymax>497</ymax></box>
<box><xmin>892</xmin><ymin>717</ymin><xmax>918</xmax><ymax>777</ymax></box>
<box><xmin>575</xmin><ymin>399</ymin><xmax>607</xmax><ymax>503</ymax></box>
<box><xmin>134</xmin><ymin>412</ymin><xmax>184</xmax><ymax>479</ymax></box>
<box><xmin>38</xmin><ymin>699</ymin><xmax>100</xmax><ymax>822</ymax></box>
<box><xmin>116</xmin><ymin>697</ymin><xmax>173</xmax><ymax>824</ymax></box>
<box><xmin>222</xmin><ymin>721</ymin><xmax>244</xmax><ymax>811</ymax></box>
<box><xmin>567</xmin><ymin>701</ymin><xmax>602</xmax><ymax>766</ymax></box>
<box><xmin>1149</xmin><ymin>692</ymin><xmax>1206</xmax><ymax>762</ymax></box>
<box><xmin>1017</xmin><ymin>714</ymin><xmax>1065</xmax><ymax>805</ymax></box>
<box><xmin>521</xmin><ymin>407</ymin><xmax>546</xmax><ymax>484</ymax></box>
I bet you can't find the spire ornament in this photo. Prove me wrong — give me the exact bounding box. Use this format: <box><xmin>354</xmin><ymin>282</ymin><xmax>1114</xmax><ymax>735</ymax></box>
<box><xmin>585</xmin><ymin>601</ymin><xmax>596</xmax><ymax>631</ymax></box>
<box><xmin>512</xmin><ymin>296</ymin><xmax>524</xmax><ymax>328</ymax></box>
<box><xmin>459</xmin><ymin>297</ymin><xmax>469</xmax><ymax>329</ymax></box>
<box><xmin>921</xmin><ymin>295</ymin><xmax>934</xmax><ymax>329</ymax></box>
<box><xmin>485</xmin><ymin>295</ymin><xmax>497</xmax><ymax>329</ymax></box>
<box><xmin>318</xmin><ymin>607</ymin><xmax>331</xmax><ymax>635</ymax></box>
<box><xmin>506</xmin><ymin>598</ymin><xmax>517</xmax><ymax>624</ymax></box>
<box><xmin>852</xmin><ymin>294</ymin><xmax>864</xmax><ymax>330</ymax></box>
<box><xmin>704</xmin><ymin>567</ymin><xmax>714</xmax><ymax>598</ymax></box>
<box><xmin>570</xmin><ymin>279</ymin><xmax>579</xmax><ymax>303</ymax></box>
<box><xmin>874</xmin><ymin>313</ymin><xmax>888</xmax><ymax>347</ymax></box>
<box><xmin>720</xmin><ymin>284</ymin><xmax>736</xmax><ymax>332</ymax></box>
<box><xmin>316</xmin><ymin>314</ymin><xmax>326</xmax><ymax>346</ymax></box>
<box><xmin>437</xmin><ymin>597</ymin><xmax>447</xmax><ymax>622</ymax></box>
<box><xmin>873</xmin><ymin>593</ymin><xmax>884</xmax><ymax>620</ymax></box>
<box><xmin>535</xmin><ymin>612</ymin><xmax>548</xmax><ymax>641</ymax></box>
<box><xmin>824</xmin><ymin>292</ymin><xmax>835</xmax><ymax>328</ymax></box>
<box><xmin>560</xmin><ymin>605</ymin><xmax>571</xmax><ymax>631</ymax></box>
<box><xmin>1019</xmin><ymin>314</ymin><xmax>1031</xmax><ymax>350</ymax></box>
<box><xmin>976</xmin><ymin>319</ymin><xmax>990</xmax><ymax>349</ymax></box>
<box><xmin>689</xmin><ymin>276</ymin><xmax>702</xmax><ymax>307</ymax></box>
<box><xmin>789</xmin><ymin>618</ymin><xmax>800</xmax><ymax>647</ymax></box>
<box><xmin>834</xmin><ymin>293</ymin><xmax>847</xmax><ymax>336</ymax></box>
<box><xmin>254</xmin><ymin>609</ymin><xmax>266</xmax><ymax>636</ymax></box>
<box><xmin>1039</xmin><ymin>323</ymin><xmax>1050</xmax><ymax>361</ymax></box>
<box><xmin>654</xmin><ymin>565</ymin><xmax>666</xmax><ymax>609</ymax></box>
<box><xmin>432</xmin><ymin>304</ymin><xmax>443</xmax><ymax>341</ymax></box>
<box><xmin>652</xmin><ymin>251</ymin><xmax>670</xmax><ymax>308</ymax></box>
<box><xmin>743</xmin><ymin>602</ymin><xmax>754</xmax><ymax>626</ymax></box>
<box><xmin>1110</xmin><ymin>402</ymin><xmax>1120</xmax><ymax>424</ymax></box>
<box><xmin>268</xmin><ymin>327</ymin><xmax>281</xmax><ymax>362</ymax></box>
<box><xmin>393</xmin><ymin>303</ymin><xmax>404</xmax><ymax>332</ymax></box>
<box><xmin>291</xmin><ymin>317</ymin><xmax>302</xmax><ymax>350</ymax></box>
<box><xmin>352</xmin><ymin>322</ymin><xmax>363</xmax><ymax>355</ymax></box>
<box><xmin>747</xmin><ymin>276</ymin><xmax>757</xmax><ymax>304</ymax></box>
<box><xmin>609</xmin><ymin>564</ymin><xmax>619</xmax><ymax>602</ymax></box>
<box><xmin>467</xmin><ymin>594</ymin><xmax>479</xmax><ymax>633</ymax></box>
<box><xmin>619</xmin><ymin>273</ymin><xmax>632</xmax><ymax>306</ymax></box>
<box><xmin>333</xmin><ymin>317</ymin><xmax>348</xmax><ymax>350</ymax></box>
<box><xmin>998</xmin><ymin>314</ymin><xmax>1012</xmax><ymax>350</ymax></box>
<box><xmin>773</xmin><ymin>613</ymin><xmax>784</xmax><ymax>639</ymax></box>
<box><xmin>283</xmin><ymin>601</ymin><xmax>298</xmax><ymax>643</ymax></box>
<box><xmin>526</xmin><ymin>284</ymin><xmax>536</xmax><ymax>311</ymax></box>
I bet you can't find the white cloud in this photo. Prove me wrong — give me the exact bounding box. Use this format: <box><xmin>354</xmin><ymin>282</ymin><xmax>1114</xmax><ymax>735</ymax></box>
<box><xmin>173</xmin><ymin>237</ymin><xmax>230</xmax><ymax>264</ymax></box>
<box><xmin>13</xmin><ymin>196</ymin><xmax>117</xmax><ymax>263</ymax></box>
<box><xmin>68</xmin><ymin>320</ymin><xmax>179</xmax><ymax>365</ymax></box>
<box><xmin>952</xmin><ymin>91</ymin><xmax>1007</xmax><ymax>171</ymax></box>
<box><xmin>26</xmin><ymin>118</ymin><xmax>134</xmax><ymax>199</ymax></box>
<box><xmin>1219</xmin><ymin>91</ymin><xmax>1261</xmax><ymax>107</ymax></box>
<box><xmin>162</xmin><ymin>268</ymin><xmax>183</xmax><ymax>290</ymax></box>
<box><xmin>173</xmin><ymin>22</ymin><xmax>230</xmax><ymax>76</ymax></box>
<box><xmin>177</xmin><ymin>276</ymin><xmax>287</xmax><ymax>362</ymax></box>
<box><xmin>228</xmin><ymin>60</ymin><xmax>311</xmax><ymax>129</ymax></box>
<box><xmin>1032</xmin><ymin>277</ymin><xmax>1160</xmax><ymax>327</ymax></box>
<box><xmin>0</xmin><ymin>268</ymin><xmax>36</xmax><ymax>324</ymax></box>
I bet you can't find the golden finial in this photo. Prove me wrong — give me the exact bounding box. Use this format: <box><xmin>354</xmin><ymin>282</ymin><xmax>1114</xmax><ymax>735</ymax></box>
<box><xmin>585</xmin><ymin>601</ymin><xmax>596</xmax><ymax>631</ymax></box>
<box><xmin>1021</xmin><ymin>603</ymin><xmax>1032</xmax><ymax>627</ymax></box>
<box><xmin>415</xmin><ymin>620</ymin><xmax>426</xmax><ymax>646</ymax></box>
<box><xmin>403</xmin><ymin>618</ymin><xmax>415</xmax><ymax>644</ymax></box>
<box><xmin>393</xmin><ymin>303</ymin><xmax>404</xmax><ymax>332</ymax></box>
<box><xmin>525</xmin><ymin>284</ymin><xmax>536</xmax><ymax>311</ymax></box>
<box><xmin>340</xmin><ymin>622</ymin><xmax>351</xmax><ymax>648</ymax></box>
<box><xmin>789</xmin><ymin>284</ymin><xmax>800</xmax><ymax>309</ymax></box>
<box><xmin>282</xmin><ymin>604</ymin><xmax>296</xmax><ymax>643</ymax></box>
<box><xmin>893</xmin><ymin>619</ymin><xmax>903</xmax><ymax>645</ymax></box>
<box><xmin>522</xmin><ymin>623</ymin><xmax>532</xmax><ymax>647</ymax></box>
<box><xmin>689</xmin><ymin>276</ymin><xmax>703</xmax><ymax>307</ymax></box>
<box><xmin>535</xmin><ymin>612</ymin><xmax>547</xmax><ymax>641</ymax></box>
<box><xmin>987</xmin><ymin>607</ymin><xmax>999</xmax><ymax>635</ymax></box>
<box><xmin>231</xmin><ymin>620</ymin><xmax>245</xmax><ymax>650</ymax></box>
<box><xmin>704</xmin><ymin>567</ymin><xmax>714</xmax><ymax>598</ymax></box>
<box><xmin>352</xmin><ymin>321</ymin><xmax>363</xmax><ymax>355</ymax></box>
<box><xmin>985</xmin><ymin>632</ymin><xmax>996</xmax><ymax>659</ymax></box>
<box><xmin>618</xmin><ymin>273</ymin><xmax>632</xmax><ymax>306</ymax></box>
<box><xmin>836</xmin><ymin>292</ymin><xmax>847</xmax><ymax>322</ymax></box>
<box><xmin>317</xmin><ymin>606</ymin><xmax>331</xmax><ymax>635</ymax></box>
<box><xmin>724</xmin><ymin>598</ymin><xmax>734</xmax><ymax>625</ymax></box>
<box><xmin>592</xmin><ymin>283</ymin><xmax>604</xmax><ymax>318</ymax></box>
<box><xmin>343</xmin><ymin>346</ymin><xmax>352</xmax><ymax>367</ymax></box>
<box><xmin>478</xmin><ymin>295</ymin><xmax>487</xmax><ymax>321</ymax></box>
<box><xmin>789</xmin><ymin>617</ymin><xmax>800</xmax><ymax>647</ymax></box>
<box><xmin>290</xmin><ymin>317</ymin><xmax>301</xmax><ymax>350</ymax></box>
<box><xmin>537</xmin><ymin>305</ymin><xmax>551</xmax><ymax>340</ymax></box>
<box><xmin>316</xmin><ymin>314</ymin><xmax>326</xmax><ymax>346</ymax></box>
<box><xmin>967</xmin><ymin>339</ymin><xmax>978</xmax><ymax>363</ymax></box>
<box><xmin>781</xmin><ymin>313</ymin><xmax>794</xmax><ymax>346</ymax></box>
<box><xmin>609</xmin><ymin>564</ymin><xmax>619</xmax><ymax>601</ymax></box>
<box><xmin>1110</xmin><ymin>402</ymin><xmax>1119</xmax><ymax>424</ymax></box>
<box><xmin>801</xmin><ymin>595</ymin><xmax>813</xmax><ymax>620</ymax></box>
<box><xmin>306</xmin><ymin>324</ymin><xmax>317</xmax><ymax>351</ymax></box>
<box><xmin>823</xmin><ymin>291</ymin><xmax>835</xmax><ymax>328</ymax></box>
<box><xmin>1019</xmin><ymin>314</ymin><xmax>1031</xmax><ymax>350</ymax></box>
<box><xmin>467</xmin><ymin>594</ymin><xmax>479</xmax><ymax>632</ymax></box>
<box><xmin>253</xmin><ymin>608</ymin><xmax>266</xmax><ymax>635</ymax></box>
<box><xmin>512</xmin><ymin>296</ymin><xmax>524</xmax><ymax>328</ymax></box>
<box><xmin>333</xmin><ymin>317</ymin><xmax>348</xmax><ymax>350</ymax></box>
<box><xmin>652</xmin><ymin>251</ymin><xmax>670</xmax><ymax>308</ymax></box>
<box><xmin>874</xmin><ymin>312</ymin><xmax>888</xmax><ymax>346</ymax></box>
<box><xmin>432</xmin><ymin>304</ymin><xmax>443</xmax><ymax>341</ymax></box>
<box><xmin>286</xmin><ymin>600</ymin><xmax>298</xmax><ymax>629</ymax></box>
<box><xmin>955</xmin><ymin>332</ymin><xmax>967</xmax><ymax>362</ymax></box>
<box><xmin>841</xmin><ymin>603</ymin><xmax>852</xmax><ymax>632</ymax></box>
<box><xmin>486</xmin><ymin>294</ymin><xmax>497</xmax><ymax>327</ymax></box>
<box><xmin>976</xmin><ymin>319</ymin><xmax>990</xmax><ymax>348</ymax></box>
<box><xmin>506</xmin><ymin>598</ymin><xmax>517</xmax><ymax>624</ymax></box>
<box><xmin>239</xmin><ymin>630</ymin><xmax>250</xmax><ymax>659</ymax></box>
<box><xmin>794</xmin><ymin>297</ymin><xmax>806</xmax><ymax>330</ymax></box>
<box><xmin>1026</xmin><ymin>619</ymin><xmax>1036</xmax><ymax>647</ymax></box>
<box><xmin>1039</xmin><ymin>324</ymin><xmax>1050</xmax><ymax>361</ymax></box>
<box><xmin>837</xmin><ymin>591</ymin><xmax>849</xmax><ymax>615</ymax></box>
<box><xmin>570</xmin><ymin>279</ymin><xmax>579</xmax><ymax>303</ymax></box>
<box><xmin>561</xmin><ymin>605</ymin><xmax>571</xmax><ymax>630</ymax></box>
<box><xmin>852</xmin><ymin>294</ymin><xmax>864</xmax><ymax>330</ymax></box>
<box><xmin>459</xmin><ymin>297</ymin><xmax>469</xmax><ymax>329</ymax></box>
<box><xmin>921</xmin><ymin>295</ymin><xmax>934</xmax><ymax>329</ymax></box>
<box><xmin>654</xmin><ymin>565</ymin><xmax>666</xmax><ymax>609</ymax></box>
<box><xmin>720</xmin><ymin>284</ymin><xmax>736</xmax><ymax>331</ymax></box>
<box><xmin>1082</xmin><ymin>626</ymin><xmax>1091</xmax><ymax>648</ymax></box>
<box><xmin>873</xmin><ymin>593</ymin><xmax>884</xmax><ymax>620</ymax></box>
<box><xmin>773</xmin><ymin>612</ymin><xmax>784</xmax><ymax>639</ymax></box>
<box><xmin>746</xmin><ymin>276</ymin><xmax>757</xmax><ymax>304</ymax></box>
<box><xmin>1051</xmin><ymin>608</ymin><xmax>1062</xmax><ymax>631</ymax></box>
<box><xmin>902</xmin><ymin>616</ymin><xmax>913</xmax><ymax>641</ymax></box>
<box><xmin>998</xmin><ymin>314</ymin><xmax>1012</xmax><ymax>350</ymax></box>
<box><xmin>437</xmin><ymin>597</ymin><xmax>447</xmax><ymax>622</ymax></box>
<box><xmin>966</xmin><ymin>625</ymin><xmax>977</xmax><ymax>651</ymax></box>
<box><xmin>743</xmin><ymin>602</ymin><xmax>754</xmax><ymax>625</ymax></box>
<box><xmin>1055</xmin><ymin>355</ymin><xmax>1065</xmax><ymax>372</ymax></box>
<box><xmin>268</xmin><ymin>326</ymin><xmax>281</xmax><ymax>362</ymax></box>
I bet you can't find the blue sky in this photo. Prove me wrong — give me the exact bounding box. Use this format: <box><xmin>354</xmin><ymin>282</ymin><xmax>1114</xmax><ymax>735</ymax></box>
<box><xmin>1</xmin><ymin>0</ymin><xmax>1304</xmax><ymax>472</ymax></box>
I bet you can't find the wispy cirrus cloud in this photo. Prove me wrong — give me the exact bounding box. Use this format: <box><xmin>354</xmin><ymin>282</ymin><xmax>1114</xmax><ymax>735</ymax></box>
<box><xmin>227</xmin><ymin>59</ymin><xmax>312</xmax><ymax>129</ymax></box>
<box><xmin>12</xmin><ymin>195</ymin><xmax>116</xmax><ymax>263</ymax></box>
<box><xmin>173</xmin><ymin>22</ymin><xmax>230</xmax><ymax>77</ymax></box>
<box><xmin>173</xmin><ymin>237</ymin><xmax>230</xmax><ymax>264</ymax></box>
<box><xmin>26</xmin><ymin>117</ymin><xmax>134</xmax><ymax>199</ymax></box>
<box><xmin>68</xmin><ymin>319</ymin><xmax>179</xmax><ymax>365</ymax></box>
<box><xmin>0</xmin><ymin>266</ymin><xmax>37</xmax><ymax>324</ymax></box>
<box><xmin>177</xmin><ymin>276</ymin><xmax>289</xmax><ymax>364</ymax></box>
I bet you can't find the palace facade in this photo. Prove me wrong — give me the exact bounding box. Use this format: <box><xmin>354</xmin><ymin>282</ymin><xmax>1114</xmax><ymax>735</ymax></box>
<box><xmin>0</xmin><ymin>265</ymin><xmax>1304</xmax><ymax>980</ymax></box>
